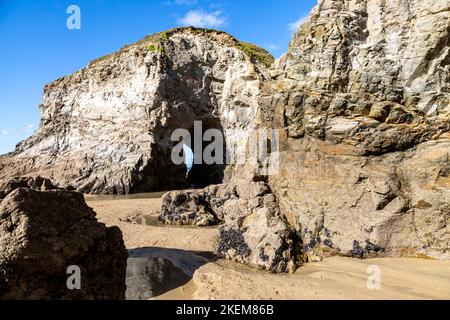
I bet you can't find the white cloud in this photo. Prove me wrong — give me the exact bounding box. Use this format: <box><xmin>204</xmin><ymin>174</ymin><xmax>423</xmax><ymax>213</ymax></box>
<box><xmin>1</xmin><ymin>130</ymin><xmax>10</xmax><ymax>136</ymax></box>
<box><xmin>177</xmin><ymin>10</ymin><xmax>226</xmax><ymax>28</ymax></box>
<box><xmin>24</xmin><ymin>124</ymin><xmax>34</xmax><ymax>131</ymax></box>
<box><xmin>288</xmin><ymin>16</ymin><xmax>307</xmax><ymax>33</ymax></box>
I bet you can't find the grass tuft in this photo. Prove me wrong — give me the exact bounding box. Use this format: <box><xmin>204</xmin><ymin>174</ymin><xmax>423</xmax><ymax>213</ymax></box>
<box><xmin>237</xmin><ymin>41</ymin><xmax>274</xmax><ymax>67</ymax></box>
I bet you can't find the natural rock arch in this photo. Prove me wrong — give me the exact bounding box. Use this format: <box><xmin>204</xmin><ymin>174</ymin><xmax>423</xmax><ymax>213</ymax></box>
<box><xmin>0</xmin><ymin>28</ymin><xmax>271</xmax><ymax>194</ymax></box>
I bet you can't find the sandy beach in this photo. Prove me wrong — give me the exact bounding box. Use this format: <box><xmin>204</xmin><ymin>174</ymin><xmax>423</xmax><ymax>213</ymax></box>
<box><xmin>87</xmin><ymin>196</ymin><xmax>450</xmax><ymax>300</ymax></box>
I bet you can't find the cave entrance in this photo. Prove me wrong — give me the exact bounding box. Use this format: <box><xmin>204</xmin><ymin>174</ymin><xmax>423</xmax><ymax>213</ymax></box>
<box><xmin>130</xmin><ymin>117</ymin><xmax>227</xmax><ymax>193</ymax></box>
<box><xmin>185</xmin><ymin>118</ymin><xmax>227</xmax><ymax>189</ymax></box>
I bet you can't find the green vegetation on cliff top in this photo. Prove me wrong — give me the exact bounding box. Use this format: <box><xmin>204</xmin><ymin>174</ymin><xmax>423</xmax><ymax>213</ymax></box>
<box><xmin>90</xmin><ymin>27</ymin><xmax>274</xmax><ymax>68</ymax></box>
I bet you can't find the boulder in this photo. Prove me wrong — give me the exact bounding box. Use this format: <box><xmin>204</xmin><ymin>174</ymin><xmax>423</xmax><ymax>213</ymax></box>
<box><xmin>159</xmin><ymin>183</ymin><xmax>239</xmax><ymax>226</ymax></box>
<box><xmin>0</xmin><ymin>186</ymin><xmax>127</xmax><ymax>300</ymax></box>
<box><xmin>159</xmin><ymin>172</ymin><xmax>304</xmax><ymax>273</ymax></box>
<box><xmin>0</xmin><ymin>176</ymin><xmax>64</xmax><ymax>201</ymax></box>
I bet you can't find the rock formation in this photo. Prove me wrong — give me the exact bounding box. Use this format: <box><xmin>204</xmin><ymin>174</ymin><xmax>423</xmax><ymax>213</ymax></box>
<box><xmin>161</xmin><ymin>0</ymin><xmax>450</xmax><ymax>269</ymax></box>
<box><xmin>159</xmin><ymin>175</ymin><xmax>302</xmax><ymax>273</ymax></box>
<box><xmin>0</xmin><ymin>1</ymin><xmax>449</xmax><ymax>273</ymax></box>
<box><xmin>259</xmin><ymin>0</ymin><xmax>450</xmax><ymax>262</ymax></box>
<box><xmin>0</xmin><ymin>28</ymin><xmax>272</xmax><ymax>194</ymax></box>
<box><xmin>0</xmin><ymin>176</ymin><xmax>72</xmax><ymax>201</ymax></box>
<box><xmin>0</xmin><ymin>181</ymin><xmax>128</xmax><ymax>299</ymax></box>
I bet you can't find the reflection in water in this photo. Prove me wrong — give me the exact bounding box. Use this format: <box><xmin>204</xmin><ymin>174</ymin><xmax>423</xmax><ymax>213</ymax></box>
<box><xmin>132</xmin><ymin>215</ymin><xmax>219</xmax><ymax>230</ymax></box>
<box><xmin>126</xmin><ymin>258</ymin><xmax>190</xmax><ymax>300</ymax></box>
<box><xmin>132</xmin><ymin>215</ymin><xmax>163</xmax><ymax>227</ymax></box>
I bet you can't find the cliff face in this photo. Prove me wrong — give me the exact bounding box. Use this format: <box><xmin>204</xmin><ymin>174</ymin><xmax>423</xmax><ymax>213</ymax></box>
<box><xmin>270</xmin><ymin>0</ymin><xmax>449</xmax><ymax>146</ymax></box>
<box><xmin>259</xmin><ymin>0</ymin><xmax>450</xmax><ymax>262</ymax></box>
<box><xmin>0</xmin><ymin>28</ymin><xmax>272</xmax><ymax>194</ymax></box>
<box><xmin>157</xmin><ymin>0</ymin><xmax>449</xmax><ymax>272</ymax></box>
<box><xmin>0</xmin><ymin>1</ymin><xmax>449</xmax><ymax>272</ymax></box>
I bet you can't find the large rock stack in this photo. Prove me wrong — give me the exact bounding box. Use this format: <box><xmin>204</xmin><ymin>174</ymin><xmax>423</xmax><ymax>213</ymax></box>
<box><xmin>0</xmin><ymin>1</ymin><xmax>448</xmax><ymax>273</ymax></box>
<box><xmin>0</xmin><ymin>28</ymin><xmax>272</xmax><ymax>194</ymax></box>
<box><xmin>259</xmin><ymin>0</ymin><xmax>450</xmax><ymax>261</ymax></box>
<box><xmin>161</xmin><ymin>0</ymin><xmax>450</xmax><ymax>270</ymax></box>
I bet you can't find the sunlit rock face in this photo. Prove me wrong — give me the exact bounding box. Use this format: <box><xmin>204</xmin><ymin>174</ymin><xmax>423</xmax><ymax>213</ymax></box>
<box><xmin>281</xmin><ymin>0</ymin><xmax>449</xmax><ymax>112</ymax></box>
<box><xmin>0</xmin><ymin>0</ymin><xmax>449</xmax><ymax>273</ymax></box>
<box><xmin>259</xmin><ymin>0</ymin><xmax>450</xmax><ymax>261</ymax></box>
<box><xmin>162</xmin><ymin>0</ymin><xmax>450</xmax><ymax>271</ymax></box>
<box><xmin>0</xmin><ymin>28</ymin><xmax>271</xmax><ymax>194</ymax></box>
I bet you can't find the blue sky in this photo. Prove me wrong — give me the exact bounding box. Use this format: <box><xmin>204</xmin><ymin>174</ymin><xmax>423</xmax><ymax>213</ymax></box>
<box><xmin>0</xmin><ymin>0</ymin><xmax>316</xmax><ymax>155</ymax></box>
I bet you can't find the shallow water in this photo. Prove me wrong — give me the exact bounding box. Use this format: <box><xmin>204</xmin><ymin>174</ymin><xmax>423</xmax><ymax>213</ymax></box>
<box><xmin>84</xmin><ymin>191</ymin><xmax>166</xmax><ymax>201</ymax></box>
<box><xmin>132</xmin><ymin>215</ymin><xmax>163</xmax><ymax>227</ymax></box>
<box><xmin>133</xmin><ymin>215</ymin><xmax>220</xmax><ymax>230</ymax></box>
<box><xmin>126</xmin><ymin>257</ymin><xmax>191</xmax><ymax>300</ymax></box>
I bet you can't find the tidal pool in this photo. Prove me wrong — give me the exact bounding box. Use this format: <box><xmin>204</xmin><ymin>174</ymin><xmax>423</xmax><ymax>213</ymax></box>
<box><xmin>131</xmin><ymin>214</ymin><xmax>220</xmax><ymax>230</ymax></box>
<box><xmin>84</xmin><ymin>191</ymin><xmax>166</xmax><ymax>201</ymax></box>
<box><xmin>126</xmin><ymin>257</ymin><xmax>191</xmax><ymax>300</ymax></box>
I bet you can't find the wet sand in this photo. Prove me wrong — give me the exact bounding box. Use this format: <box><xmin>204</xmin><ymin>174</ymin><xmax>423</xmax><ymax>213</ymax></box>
<box><xmin>87</xmin><ymin>196</ymin><xmax>450</xmax><ymax>300</ymax></box>
<box><xmin>86</xmin><ymin>196</ymin><xmax>218</xmax><ymax>252</ymax></box>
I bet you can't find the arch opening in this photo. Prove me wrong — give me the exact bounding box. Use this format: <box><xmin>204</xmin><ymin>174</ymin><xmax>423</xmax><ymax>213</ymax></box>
<box><xmin>186</xmin><ymin>117</ymin><xmax>227</xmax><ymax>189</ymax></box>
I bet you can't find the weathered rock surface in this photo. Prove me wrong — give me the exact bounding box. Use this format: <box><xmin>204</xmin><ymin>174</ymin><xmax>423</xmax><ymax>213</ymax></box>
<box><xmin>0</xmin><ymin>176</ymin><xmax>67</xmax><ymax>201</ymax></box>
<box><xmin>258</xmin><ymin>0</ymin><xmax>450</xmax><ymax>261</ymax></box>
<box><xmin>0</xmin><ymin>28</ymin><xmax>272</xmax><ymax>194</ymax></box>
<box><xmin>0</xmin><ymin>1</ymin><xmax>449</xmax><ymax>273</ymax></box>
<box><xmin>159</xmin><ymin>188</ymin><xmax>224</xmax><ymax>227</ymax></box>
<box><xmin>162</xmin><ymin>0</ymin><xmax>450</xmax><ymax>268</ymax></box>
<box><xmin>0</xmin><ymin>185</ymin><xmax>127</xmax><ymax>299</ymax></box>
<box><xmin>267</xmin><ymin>0</ymin><xmax>449</xmax><ymax>148</ymax></box>
<box><xmin>160</xmin><ymin>168</ymin><xmax>304</xmax><ymax>272</ymax></box>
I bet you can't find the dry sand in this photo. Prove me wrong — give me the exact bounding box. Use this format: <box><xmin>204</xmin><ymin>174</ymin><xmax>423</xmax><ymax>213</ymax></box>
<box><xmin>87</xmin><ymin>196</ymin><xmax>450</xmax><ymax>300</ymax></box>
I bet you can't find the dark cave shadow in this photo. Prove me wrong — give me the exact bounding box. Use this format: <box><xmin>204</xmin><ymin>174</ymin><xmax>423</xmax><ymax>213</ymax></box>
<box><xmin>126</xmin><ymin>247</ymin><xmax>218</xmax><ymax>299</ymax></box>
<box><xmin>186</xmin><ymin>117</ymin><xmax>227</xmax><ymax>189</ymax></box>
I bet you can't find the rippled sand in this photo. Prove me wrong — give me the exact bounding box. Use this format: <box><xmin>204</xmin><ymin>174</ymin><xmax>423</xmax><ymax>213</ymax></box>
<box><xmin>87</xmin><ymin>196</ymin><xmax>450</xmax><ymax>300</ymax></box>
